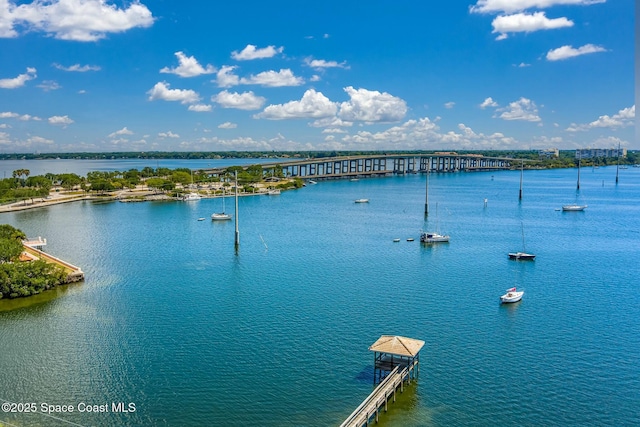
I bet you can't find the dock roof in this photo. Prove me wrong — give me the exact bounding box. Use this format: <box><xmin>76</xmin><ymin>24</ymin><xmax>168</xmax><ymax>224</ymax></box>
<box><xmin>368</xmin><ymin>335</ymin><xmax>425</xmax><ymax>358</ymax></box>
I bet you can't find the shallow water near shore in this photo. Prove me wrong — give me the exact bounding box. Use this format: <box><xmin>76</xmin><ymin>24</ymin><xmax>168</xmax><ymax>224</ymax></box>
<box><xmin>0</xmin><ymin>165</ymin><xmax>639</xmax><ymax>426</ymax></box>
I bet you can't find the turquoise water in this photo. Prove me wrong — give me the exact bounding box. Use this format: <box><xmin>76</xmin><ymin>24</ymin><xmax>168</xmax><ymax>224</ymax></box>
<box><xmin>0</xmin><ymin>166</ymin><xmax>639</xmax><ymax>426</ymax></box>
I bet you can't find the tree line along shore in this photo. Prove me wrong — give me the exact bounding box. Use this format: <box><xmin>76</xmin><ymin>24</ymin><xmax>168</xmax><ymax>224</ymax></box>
<box><xmin>0</xmin><ymin>164</ymin><xmax>304</xmax><ymax>207</ymax></box>
<box><xmin>1</xmin><ymin>150</ymin><xmax>637</xmax><ymax>207</ymax></box>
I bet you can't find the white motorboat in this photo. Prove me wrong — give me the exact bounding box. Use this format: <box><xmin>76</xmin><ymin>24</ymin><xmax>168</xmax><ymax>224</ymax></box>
<box><xmin>420</xmin><ymin>232</ymin><xmax>450</xmax><ymax>243</ymax></box>
<box><xmin>268</xmin><ymin>189</ymin><xmax>281</xmax><ymax>195</ymax></box>
<box><xmin>308</xmin><ymin>180</ymin><xmax>317</xmax><ymax>185</ymax></box>
<box><xmin>500</xmin><ymin>287</ymin><xmax>524</xmax><ymax>303</ymax></box>
<box><xmin>562</xmin><ymin>204</ymin><xmax>587</xmax><ymax>211</ymax></box>
<box><xmin>354</xmin><ymin>198</ymin><xmax>369</xmax><ymax>203</ymax></box>
<box><xmin>183</xmin><ymin>170</ymin><xmax>201</xmax><ymax>201</ymax></box>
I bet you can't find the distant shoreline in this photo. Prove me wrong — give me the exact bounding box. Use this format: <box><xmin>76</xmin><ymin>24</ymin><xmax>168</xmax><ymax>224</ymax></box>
<box><xmin>0</xmin><ymin>187</ymin><xmax>283</xmax><ymax>213</ymax></box>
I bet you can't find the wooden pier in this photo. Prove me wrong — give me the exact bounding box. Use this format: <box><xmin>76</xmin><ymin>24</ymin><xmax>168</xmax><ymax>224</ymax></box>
<box><xmin>341</xmin><ymin>336</ymin><xmax>425</xmax><ymax>427</ymax></box>
<box><xmin>21</xmin><ymin>243</ymin><xmax>84</xmax><ymax>283</ymax></box>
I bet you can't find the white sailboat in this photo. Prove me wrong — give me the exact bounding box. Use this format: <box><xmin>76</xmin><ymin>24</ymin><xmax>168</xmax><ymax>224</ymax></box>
<box><xmin>420</xmin><ymin>176</ymin><xmax>449</xmax><ymax>243</ymax></box>
<box><xmin>562</xmin><ymin>155</ymin><xmax>586</xmax><ymax>211</ymax></box>
<box><xmin>509</xmin><ymin>222</ymin><xmax>535</xmax><ymax>260</ymax></box>
<box><xmin>562</xmin><ymin>204</ymin><xmax>587</xmax><ymax>212</ymax></box>
<box><xmin>211</xmin><ymin>190</ymin><xmax>231</xmax><ymax>221</ymax></box>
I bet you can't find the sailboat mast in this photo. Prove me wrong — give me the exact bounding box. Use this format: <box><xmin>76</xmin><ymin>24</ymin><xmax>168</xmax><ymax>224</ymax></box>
<box><xmin>519</xmin><ymin>160</ymin><xmax>523</xmax><ymax>200</ymax></box>
<box><xmin>234</xmin><ymin>171</ymin><xmax>240</xmax><ymax>249</ymax></box>
<box><xmin>616</xmin><ymin>142</ymin><xmax>620</xmax><ymax>184</ymax></box>
<box><xmin>576</xmin><ymin>153</ymin><xmax>581</xmax><ymax>190</ymax></box>
<box><xmin>424</xmin><ymin>162</ymin><xmax>430</xmax><ymax>216</ymax></box>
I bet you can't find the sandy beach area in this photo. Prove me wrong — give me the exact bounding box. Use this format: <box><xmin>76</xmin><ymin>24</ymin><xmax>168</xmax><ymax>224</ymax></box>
<box><xmin>0</xmin><ymin>184</ymin><xmax>275</xmax><ymax>213</ymax></box>
<box><xmin>0</xmin><ymin>189</ymin><xmax>162</xmax><ymax>213</ymax></box>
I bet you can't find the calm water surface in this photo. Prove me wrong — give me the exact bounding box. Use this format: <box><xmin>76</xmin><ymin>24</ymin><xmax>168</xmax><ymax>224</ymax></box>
<box><xmin>0</xmin><ymin>166</ymin><xmax>638</xmax><ymax>426</ymax></box>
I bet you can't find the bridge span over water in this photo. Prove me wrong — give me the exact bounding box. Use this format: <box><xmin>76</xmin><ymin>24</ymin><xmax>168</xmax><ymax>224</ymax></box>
<box><xmin>201</xmin><ymin>153</ymin><xmax>514</xmax><ymax>180</ymax></box>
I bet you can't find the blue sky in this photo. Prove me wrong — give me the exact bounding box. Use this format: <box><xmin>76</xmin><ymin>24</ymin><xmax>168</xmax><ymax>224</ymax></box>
<box><xmin>0</xmin><ymin>0</ymin><xmax>635</xmax><ymax>153</ymax></box>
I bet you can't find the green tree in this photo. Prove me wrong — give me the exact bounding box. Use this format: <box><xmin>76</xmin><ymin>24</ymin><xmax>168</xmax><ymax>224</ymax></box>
<box><xmin>0</xmin><ymin>224</ymin><xmax>26</xmax><ymax>263</ymax></box>
<box><xmin>89</xmin><ymin>179</ymin><xmax>115</xmax><ymax>194</ymax></box>
<box><xmin>123</xmin><ymin>169</ymin><xmax>141</xmax><ymax>186</ymax></box>
<box><xmin>170</xmin><ymin>171</ymin><xmax>192</xmax><ymax>185</ymax></box>
<box><xmin>25</xmin><ymin>175</ymin><xmax>52</xmax><ymax>191</ymax></box>
<box><xmin>0</xmin><ymin>224</ymin><xmax>26</xmax><ymax>241</ymax></box>
<box><xmin>157</xmin><ymin>167</ymin><xmax>172</xmax><ymax>177</ymax></box>
<box><xmin>140</xmin><ymin>167</ymin><xmax>155</xmax><ymax>178</ymax></box>
<box><xmin>58</xmin><ymin>173</ymin><xmax>82</xmax><ymax>190</ymax></box>
<box><xmin>146</xmin><ymin>178</ymin><xmax>175</xmax><ymax>193</ymax></box>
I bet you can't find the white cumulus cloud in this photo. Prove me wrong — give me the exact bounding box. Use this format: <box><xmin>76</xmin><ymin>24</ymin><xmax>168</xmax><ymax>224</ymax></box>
<box><xmin>242</xmin><ymin>69</ymin><xmax>304</xmax><ymax>87</ymax></box>
<box><xmin>321</xmin><ymin>128</ymin><xmax>348</xmax><ymax>134</ymax></box>
<box><xmin>147</xmin><ymin>82</ymin><xmax>200</xmax><ymax>104</ymax></box>
<box><xmin>27</xmin><ymin>135</ymin><xmax>54</xmax><ymax>145</ymax></box>
<box><xmin>338</xmin><ymin>87</ymin><xmax>407</xmax><ymax>123</ymax></box>
<box><xmin>188</xmin><ymin>104</ymin><xmax>212</xmax><ymax>112</ymax></box>
<box><xmin>20</xmin><ymin>114</ymin><xmax>41</xmax><ymax>121</ymax></box>
<box><xmin>2</xmin><ymin>0</ymin><xmax>154</xmax><ymax>41</ymax></box>
<box><xmin>546</xmin><ymin>44</ymin><xmax>607</xmax><ymax>61</ymax></box>
<box><xmin>215</xmin><ymin>67</ymin><xmax>304</xmax><ymax>88</ymax></box>
<box><xmin>497</xmin><ymin>97</ymin><xmax>541</xmax><ymax>122</ymax></box>
<box><xmin>0</xmin><ymin>67</ymin><xmax>36</xmax><ymax>89</ymax></box>
<box><xmin>310</xmin><ymin>117</ymin><xmax>353</xmax><ymax>128</ymax></box>
<box><xmin>37</xmin><ymin>80</ymin><xmax>61</xmax><ymax>91</ymax></box>
<box><xmin>48</xmin><ymin>115</ymin><xmax>74</xmax><ymax>126</ymax></box>
<box><xmin>160</xmin><ymin>51</ymin><xmax>216</xmax><ymax>77</ymax></box>
<box><xmin>158</xmin><ymin>131</ymin><xmax>179</xmax><ymax>138</ymax></box>
<box><xmin>304</xmin><ymin>57</ymin><xmax>349</xmax><ymax>69</ymax></box>
<box><xmin>218</xmin><ymin>122</ymin><xmax>237</xmax><ymax>129</ymax></box>
<box><xmin>215</xmin><ymin>65</ymin><xmax>240</xmax><ymax>88</ymax></box>
<box><xmin>53</xmin><ymin>63</ymin><xmax>100</xmax><ymax>72</ymax></box>
<box><xmin>231</xmin><ymin>44</ymin><xmax>283</xmax><ymax>60</ymax></box>
<box><xmin>492</xmin><ymin>12</ymin><xmax>573</xmax><ymax>39</ymax></box>
<box><xmin>255</xmin><ymin>89</ymin><xmax>337</xmax><ymax>120</ymax></box>
<box><xmin>566</xmin><ymin>105</ymin><xmax>635</xmax><ymax>131</ymax></box>
<box><xmin>480</xmin><ymin>97</ymin><xmax>499</xmax><ymax>109</ymax></box>
<box><xmin>108</xmin><ymin>127</ymin><xmax>133</xmax><ymax>137</ymax></box>
<box><xmin>213</xmin><ymin>90</ymin><xmax>266</xmax><ymax>110</ymax></box>
<box><xmin>377</xmin><ymin>119</ymin><xmax>513</xmax><ymax>150</ymax></box>
<box><xmin>470</xmin><ymin>0</ymin><xmax>605</xmax><ymax>14</ymax></box>
<box><xmin>444</xmin><ymin>102</ymin><xmax>455</xmax><ymax>109</ymax></box>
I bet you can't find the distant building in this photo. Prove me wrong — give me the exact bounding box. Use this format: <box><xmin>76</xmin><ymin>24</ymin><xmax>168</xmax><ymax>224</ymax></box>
<box><xmin>576</xmin><ymin>148</ymin><xmax>627</xmax><ymax>159</ymax></box>
<box><xmin>538</xmin><ymin>148</ymin><xmax>559</xmax><ymax>158</ymax></box>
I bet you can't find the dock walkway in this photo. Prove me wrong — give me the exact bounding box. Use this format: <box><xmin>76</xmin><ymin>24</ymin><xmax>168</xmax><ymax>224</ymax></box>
<box><xmin>21</xmin><ymin>244</ymin><xmax>84</xmax><ymax>283</ymax></box>
<box><xmin>340</xmin><ymin>360</ymin><xmax>418</xmax><ymax>427</ymax></box>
